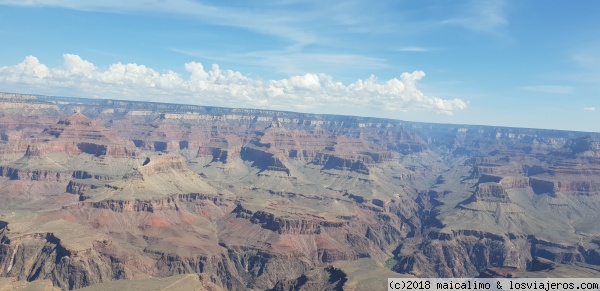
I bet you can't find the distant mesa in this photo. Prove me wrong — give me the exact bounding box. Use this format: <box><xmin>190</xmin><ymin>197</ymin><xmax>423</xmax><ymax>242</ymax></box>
<box><xmin>137</xmin><ymin>154</ymin><xmax>189</xmax><ymax>176</ymax></box>
<box><xmin>30</xmin><ymin>112</ymin><xmax>138</xmax><ymax>157</ymax></box>
<box><xmin>564</xmin><ymin>136</ymin><xmax>600</xmax><ymax>157</ymax></box>
<box><xmin>465</xmin><ymin>182</ymin><xmax>511</xmax><ymax>204</ymax></box>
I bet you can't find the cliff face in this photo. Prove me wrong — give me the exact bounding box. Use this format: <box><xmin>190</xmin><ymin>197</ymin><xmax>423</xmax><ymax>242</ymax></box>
<box><xmin>394</xmin><ymin>230</ymin><xmax>532</xmax><ymax>277</ymax></box>
<box><xmin>0</xmin><ymin>166</ymin><xmax>71</xmax><ymax>182</ymax></box>
<box><xmin>240</xmin><ymin>147</ymin><xmax>291</xmax><ymax>175</ymax></box>
<box><xmin>13</xmin><ymin>111</ymin><xmax>137</xmax><ymax>158</ymax></box>
<box><xmin>0</xmin><ymin>231</ymin><xmax>117</xmax><ymax>290</ymax></box>
<box><xmin>313</xmin><ymin>153</ymin><xmax>371</xmax><ymax>175</ymax></box>
<box><xmin>2</xmin><ymin>93</ymin><xmax>600</xmax><ymax>290</ymax></box>
<box><xmin>465</xmin><ymin>183</ymin><xmax>511</xmax><ymax>203</ymax></box>
<box><xmin>0</xmin><ymin>190</ymin><xmax>415</xmax><ymax>290</ymax></box>
<box><xmin>137</xmin><ymin>155</ymin><xmax>188</xmax><ymax>175</ymax></box>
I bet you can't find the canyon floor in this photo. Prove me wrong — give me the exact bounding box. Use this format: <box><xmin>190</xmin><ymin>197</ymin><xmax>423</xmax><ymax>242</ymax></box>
<box><xmin>1</xmin><ymin>92</ymin><xmax>600</xmax><ymax>290</ymax></box>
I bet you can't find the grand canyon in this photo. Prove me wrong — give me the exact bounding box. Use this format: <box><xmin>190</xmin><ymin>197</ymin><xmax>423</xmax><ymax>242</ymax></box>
<box><xmin>1</xmin><ymin>92</ymin><xmax>600</xmax><ymax>290</ymax></box>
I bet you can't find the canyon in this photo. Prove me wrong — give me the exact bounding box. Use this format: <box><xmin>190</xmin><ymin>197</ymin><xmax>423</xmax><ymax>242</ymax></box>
<box><xmin>1</xmin><ymin>92</ymin><xmax>600</xmax><ymax>290</ymax></box>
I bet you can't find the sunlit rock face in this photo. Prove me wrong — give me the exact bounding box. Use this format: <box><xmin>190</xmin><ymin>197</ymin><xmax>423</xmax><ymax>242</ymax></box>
<box><xmin>2</xmin><ymin>93</ymin><xmax>600</xmax><ymax>290</ymax></box>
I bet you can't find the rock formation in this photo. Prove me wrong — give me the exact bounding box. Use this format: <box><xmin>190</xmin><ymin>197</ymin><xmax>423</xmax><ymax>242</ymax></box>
<box><xmin>1</xmin><ymin>93</ymin><xmax>600</xmax><ymax>290</ymax></box>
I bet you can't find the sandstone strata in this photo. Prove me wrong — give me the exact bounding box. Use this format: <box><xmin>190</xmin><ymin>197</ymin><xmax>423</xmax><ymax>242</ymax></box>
<box><xmin>1</xmin><ymin>93</ymin><xmax>600</xmax><ymax>290</ymax></box>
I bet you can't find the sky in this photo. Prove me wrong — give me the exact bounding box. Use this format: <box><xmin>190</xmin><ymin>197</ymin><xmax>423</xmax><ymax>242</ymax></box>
<box><xmin>0</xmin><ymin>1</ymin><xmax>599</xmax><ymax>132</ymax></box>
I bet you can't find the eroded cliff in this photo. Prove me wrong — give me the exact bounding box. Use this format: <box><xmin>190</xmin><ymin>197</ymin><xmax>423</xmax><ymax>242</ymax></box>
<box><xmin>1</xmin><ymin>93</ymin><xmax>600</xmax><ymax>290</ymax></box>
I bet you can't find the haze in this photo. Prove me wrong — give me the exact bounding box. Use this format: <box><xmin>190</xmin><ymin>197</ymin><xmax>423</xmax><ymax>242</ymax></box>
<box><xmin>0</xmin><ymin>1</ymin><xmax>599</xmax><ymax>132</ymax></box>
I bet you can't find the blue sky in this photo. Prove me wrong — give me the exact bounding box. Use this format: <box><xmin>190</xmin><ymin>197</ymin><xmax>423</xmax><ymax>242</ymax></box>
<box><xmin>0</xmin><ymin>1</ymin><xmax>599</xmax><ymax>132</ymax></box>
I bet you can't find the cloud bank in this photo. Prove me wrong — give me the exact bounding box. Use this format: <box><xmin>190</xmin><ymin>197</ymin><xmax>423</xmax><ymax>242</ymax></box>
<box><xmin>0</xmin><ymin>54</ymin><xmax>467</xmax><ymax>115</ymax></box>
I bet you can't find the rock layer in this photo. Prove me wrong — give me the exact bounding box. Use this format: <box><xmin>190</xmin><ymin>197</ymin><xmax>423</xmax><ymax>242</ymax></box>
<box><xmin>1</xmin><ymin>93</ymin><xmax>600</xmax><ymax>290</ymax></box>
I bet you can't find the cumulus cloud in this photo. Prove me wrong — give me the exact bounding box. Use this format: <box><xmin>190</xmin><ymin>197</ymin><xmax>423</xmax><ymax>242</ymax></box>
<box><xmin>0</xmin><ymin>54</ymin><xmax>467</xmax><ymax>115</ymax></box>
<box><xmin>583</xmin><ymin>107</ymin><xmax>596</xmax><ymax>112</ymax></box>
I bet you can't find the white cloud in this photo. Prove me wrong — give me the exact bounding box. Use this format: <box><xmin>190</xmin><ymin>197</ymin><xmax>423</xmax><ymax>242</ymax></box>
<box><xmin>441</xmin><ymin>0</ymin><xmax>508</xmax><ymax>35</ymax></box>
<box><xmin>570</xmin><ymin>45</ymin><xmax>600</xmax><ymax>73</ymax></box>
<box><xmin>0</xmin><ymin>0</ymin><xmax>318</xmax><ymax>47</ymax></box>
<box><xmin>396</xmin><ymin>47</ymin><xmax>429</xmax><ymax>52</ymax></box>
<box><xmin>172</xmin><ymin>48</ymin><xmax>389</xmax><ymax>77</ymax></box>
<box><xmin>3</xmin><ymin>55</ymin><xmax>50</xmax><ymax>81</ymax></box>
<box><xmin>584</xmin><ymin>107</ymin><xmax>596</xmax><ymax>112</ymax></box>
<box><xmin>0</xmin><ymin>0</ymin><xmax>448</xmax><ymax>53</ymax></box>
<box><xmin>522</xmin><ymin>85</ymin><xmax>574</xmax><ymax>95</ymax></box>
<box><xmin>0</xmin><ymin>54</ymin><xmax>467</xmax><ymax>116</ymax></box>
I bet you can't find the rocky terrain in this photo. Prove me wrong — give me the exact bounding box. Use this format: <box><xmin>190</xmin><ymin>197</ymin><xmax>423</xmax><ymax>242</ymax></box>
<box><xmin>1</xmin><ymin>92</ymin><xmax>600</xmax><ymax>290</ymax></box>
